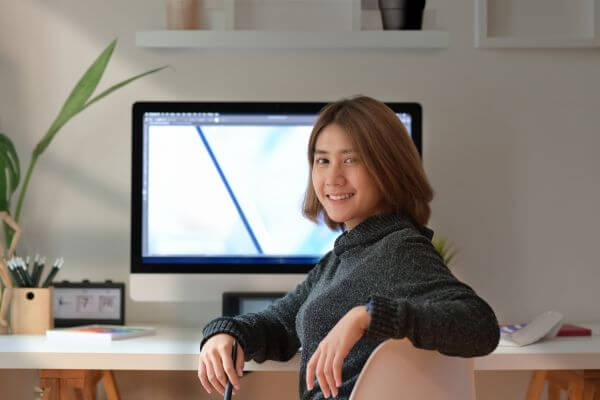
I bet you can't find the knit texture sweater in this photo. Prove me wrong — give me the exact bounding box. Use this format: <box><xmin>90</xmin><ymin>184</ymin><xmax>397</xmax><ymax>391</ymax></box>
<box><xmin>201</xmin><ymin>213</ymin><xmax>500</xmax><ymax>400</ymax></box>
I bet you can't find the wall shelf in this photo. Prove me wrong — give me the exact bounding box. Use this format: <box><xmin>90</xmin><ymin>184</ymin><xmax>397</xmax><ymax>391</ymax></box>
<box><xmin>135</xmin><ymin>30</ymin><xmax>449</xmax><ymax>49</ymax></box>
<box><xmin>139</xmin><ymin>0</ymin><xmax>447</xmax><ymax>50</ymax></box>
<box><xmin>475</xmin><ymin>0</ymin><xmax>600</xmax><ymax>48</ymax></box>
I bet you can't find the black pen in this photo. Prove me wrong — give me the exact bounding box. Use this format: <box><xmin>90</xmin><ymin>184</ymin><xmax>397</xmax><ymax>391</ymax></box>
<box><xmin>7</xmin><ymin>262</ymin><xmax>23</xmax><ymax>287</ymax></box>
<box><xmin>16</xmin><ymin>258</ymin><xmax>34</xmax><ymax>287</ymax></box>
<box><xmin>30</xmin><ymin>254</ymin><xmax>41</xmax><ymax>285</ymax></box>
<box><xmin>42</xmin><ymin>258</ymin><xmax>63</xmax><ymax>288</ymax></box>
<box><xmin>31</xmin><ymin>254</ymin><xmax>47</xmax><ymax>287</ymax></box>
<box><xmin>31</xmin><ymin>261</ymin><xmax>44</xmax><ymax>287</ymax></box>
<box><xmin>224</xmin><ymin>340</ymin><xmax>238</xmax><ymax>400</ymax></box>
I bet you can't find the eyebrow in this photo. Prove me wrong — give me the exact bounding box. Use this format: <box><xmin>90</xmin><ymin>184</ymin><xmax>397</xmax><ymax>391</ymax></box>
<box><xmin>314</xmin><ymin>149</ymin><xmax>355</xmax><ymax>155</ymax></box>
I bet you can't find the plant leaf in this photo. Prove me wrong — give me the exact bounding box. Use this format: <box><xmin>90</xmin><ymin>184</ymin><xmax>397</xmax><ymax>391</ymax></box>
<box><xmin>81</xmin><ymin>66</ymin><xmax>169</xmax><ymax>111</ymax></box>
<box><xmin>33</xmin><ymin>39</ymin><xmax>117</xmax><ymax>157</ymax></box>
<box><xmin>0</xmin><ymin>133</ymin><xmax>20</xmax><ymax>212</ymax></box>
<box><xmin>14</xmin><ymin>39</ymin><xmax>167</xmax><ymax>225</ymax></box>
<box><xmin>445</xmin><ymin>248</ymin><xmax>459</xmax><ymax>266</ymax></box>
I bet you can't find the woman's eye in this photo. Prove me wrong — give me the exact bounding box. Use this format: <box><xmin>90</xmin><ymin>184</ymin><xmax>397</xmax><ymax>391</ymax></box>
<box><xmin>344</xmin><ymin>157</ymin><xmax>355</xmax><ymax>164</ymax></box>
<box><xmin>315</xmin><ymin>158</ymin><xmax>328</xmax><ymax>164</ymax></box>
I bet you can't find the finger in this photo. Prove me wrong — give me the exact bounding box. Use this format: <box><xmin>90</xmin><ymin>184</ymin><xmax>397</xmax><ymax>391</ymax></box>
<box><xmin>323</xmin><ymin>351</ymin><xmax>337</xmax><ymax>397</ymax></box>
<box><xmin>333</xmin><ymin>353</ymin><xmax>344</xmax><ymax>388</ymax></box>
<box><xmin>197</xmin><ymin>359</ymin><xmax>212</xmax><ymax>394</ymax></box>
<box><xmin>222</xmin><ymin>345</ymin><xmax>241</xmax><ymax>390</ymax></box>
<box><xmin>236</xmin><ymin>346</ymin><xmax>245</xmax><ymax>377</ymax></box>
<box><xmin>306</xmin><ymin>348</ymin><xmax>319</xmax><ymax>390</ymax></box>
<box><xmin>214</xmin><ymin>350</ymin><xmax>231</xmax><ymax>389</ymax></box>
<box><xmin>315</xmin><ymin>350</ymin><xmax>330</xmax><ymax>398</ymax></box>
<box><xmin>207</xmin><ymin>352</ymin><xmax>226</xmax><ymax>395</ymax></box>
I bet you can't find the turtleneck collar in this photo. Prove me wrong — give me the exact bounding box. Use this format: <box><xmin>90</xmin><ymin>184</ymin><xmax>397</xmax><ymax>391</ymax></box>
<box><xmin>333</xmin><ymin>213</ymin><xmax>434</xmax><ymax>256</ymax></box>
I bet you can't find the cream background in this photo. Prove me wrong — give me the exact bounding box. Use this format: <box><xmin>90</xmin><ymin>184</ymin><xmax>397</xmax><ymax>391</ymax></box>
<box><xmin>1</xmin><ymin>0</ymin><xmax>599</xmax><ymax>398</ymax></box>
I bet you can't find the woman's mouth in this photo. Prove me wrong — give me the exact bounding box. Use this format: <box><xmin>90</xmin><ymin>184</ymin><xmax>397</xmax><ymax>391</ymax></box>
<box><xmin>326</xmin><ymin>193</ymin><xmax>355</xmax><ymax>201</ymax></box>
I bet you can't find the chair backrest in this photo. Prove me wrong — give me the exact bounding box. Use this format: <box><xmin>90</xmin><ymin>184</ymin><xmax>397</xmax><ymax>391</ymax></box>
<box><xmin>349</xmin><ymin>339</ymin><xmax>476</xmax><ymax>400</ymax></box>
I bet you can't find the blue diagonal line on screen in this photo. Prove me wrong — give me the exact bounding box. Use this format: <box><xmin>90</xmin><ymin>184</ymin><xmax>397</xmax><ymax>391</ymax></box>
<box><xmin>196</xmin><ymin>126</ymin><xmax>263</xmax><ymax>254</ymax></box>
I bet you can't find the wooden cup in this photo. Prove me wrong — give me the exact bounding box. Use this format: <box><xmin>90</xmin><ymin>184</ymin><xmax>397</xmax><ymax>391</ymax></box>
<box><xmin>10</xmin><ymin>288</ymin><xmax>54</xmax><ymax>334</ymax></box>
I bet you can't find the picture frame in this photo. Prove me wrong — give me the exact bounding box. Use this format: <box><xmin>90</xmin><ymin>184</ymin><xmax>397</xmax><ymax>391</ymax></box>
<box><xmin>52</xmin><ymin>281</ymin><xmax>125</xmax><ymax>327</ymax></box>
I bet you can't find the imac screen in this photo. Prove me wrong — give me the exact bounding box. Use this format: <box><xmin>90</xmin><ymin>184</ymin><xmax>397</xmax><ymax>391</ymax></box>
<box><xmin>131</xmin><ymin>102</ymin><xmax>422</xmax><ymax>274</ymax></box>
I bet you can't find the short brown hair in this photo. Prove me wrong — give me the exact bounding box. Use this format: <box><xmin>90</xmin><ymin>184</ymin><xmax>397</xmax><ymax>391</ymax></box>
<box><xmin>302</xmin><ymin>95</ymin><xmax>434</xmax><ymax>230</ymax></box>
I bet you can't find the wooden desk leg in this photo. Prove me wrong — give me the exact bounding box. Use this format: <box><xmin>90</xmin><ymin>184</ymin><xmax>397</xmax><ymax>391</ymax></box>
<box><xmin>39</xmin><ymin>376</ymin><xmax>59</xmax><ymax>400</ymax></box>
<box><xmin>39</xmin><ymin>369</ymin><xmax>117</xmax><ymax>400</ymax></box>
<box><xmin>102</xmin><ymin>370</ymin><xmax>121</xmax><ymax>400</ymax></box>
<box><xmin>569</xmin><ymin>378</ymin><xmax>584</xmax><ymax>400</ymax></box>
<box><xmin>584</xmin><ymin>382</ymin><xmax>596</xmax><ymax>400</ymax></box>
<box><xmin>526</xmin><ymin>371</ymin><xmax>547</xmax><ymax>400</ymax></box>
<box><xmin>548</xmin><ymin>383</ymin><xmax>561</xmax><ymax>400</ymax></box>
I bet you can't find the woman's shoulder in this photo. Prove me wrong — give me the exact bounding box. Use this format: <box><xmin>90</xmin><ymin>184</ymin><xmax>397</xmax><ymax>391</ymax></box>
<box><xmin>378</xmin><ymin>223</ymin><xmax>434</xmax><ymax>247</ymax></box>
<box><xmin>372</xmin><ymin>223</ymin><xmax>441</xmax><ymax>263</ymax></box>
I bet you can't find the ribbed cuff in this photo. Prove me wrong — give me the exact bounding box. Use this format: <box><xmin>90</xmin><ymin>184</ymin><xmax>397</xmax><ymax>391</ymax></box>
<box><xmin>365</xmin><ymin>295</ymin><xmax>408</xmax><ymax>340</ymax></box>
<box><xmin>200</xmin><ymin>318</ymin><xmax>247</xmax><ymax>356</ymax></box>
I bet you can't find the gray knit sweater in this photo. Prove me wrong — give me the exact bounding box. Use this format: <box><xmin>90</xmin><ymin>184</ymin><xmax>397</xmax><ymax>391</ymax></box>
<box><xmin>201</xmin><ymin>213</ymin><xmax>500</xmax><ymax>399</ymax></box>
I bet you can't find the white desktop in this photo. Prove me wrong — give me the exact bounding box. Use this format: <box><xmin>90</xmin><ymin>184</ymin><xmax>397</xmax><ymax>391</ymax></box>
<box><xmin>129</xmin><ymin>102</ymin><xmax>422</xmax><ymax>302</ymax></box>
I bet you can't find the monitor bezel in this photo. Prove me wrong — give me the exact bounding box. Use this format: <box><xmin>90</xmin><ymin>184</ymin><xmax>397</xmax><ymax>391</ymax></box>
<box><xmin>131</xmin><ymin>101</ymin><xmax>422</xmax><ymax>274</ymax></box>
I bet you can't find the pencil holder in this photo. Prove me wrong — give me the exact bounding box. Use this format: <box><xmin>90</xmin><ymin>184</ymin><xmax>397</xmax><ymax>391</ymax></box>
<box><xmin>10</xmin><ymin>288</ymin><xmax>54</xmax><ymax>334</ymax></box>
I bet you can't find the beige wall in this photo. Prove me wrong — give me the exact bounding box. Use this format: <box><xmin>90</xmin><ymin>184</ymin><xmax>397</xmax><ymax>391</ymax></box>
<box><xmin>1</xmin><ymin>0</ymin><xmax>599</xmax><ymax>398</ymax></box>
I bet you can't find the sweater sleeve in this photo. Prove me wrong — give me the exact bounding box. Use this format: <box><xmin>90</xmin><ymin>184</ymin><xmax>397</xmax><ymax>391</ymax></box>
<box><xmin>365</xmin><ymin>234</ymin><xmax>500</xmax><ymax>357</ymax></box>
<box><xmin>201</xmin><ymin>253</ymin><xmax>329</xmax><ymax>363</ymax></box>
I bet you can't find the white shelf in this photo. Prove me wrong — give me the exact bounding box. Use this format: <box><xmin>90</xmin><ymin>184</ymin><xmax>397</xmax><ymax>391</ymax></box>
<box><xmin>136</xmin><ymin>30</ymin><xmax>449</xmax><ymax>49</ymax></box>
<box><xmin>475</xmin><ymin>0</ymin><xmax>600</xmax><ymax>48</ymax></box>
<box><xmin>477</xmin><ymin>36</ymin><xmax>600</xmax><ymax>49</ymax></box>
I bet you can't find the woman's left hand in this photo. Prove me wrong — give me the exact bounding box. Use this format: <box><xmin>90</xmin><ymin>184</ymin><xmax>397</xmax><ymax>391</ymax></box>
<box><xmin>306</xmin><ymin>305</ymin><xmax>371</xmax><ymax>398</ymax></box>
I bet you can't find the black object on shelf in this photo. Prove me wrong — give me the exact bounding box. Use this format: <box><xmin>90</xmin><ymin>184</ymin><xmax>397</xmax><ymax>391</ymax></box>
<box><xmin>378</xmin><ymin>0</ymin><xmax>426</xmax><ymax>30</ymax></box>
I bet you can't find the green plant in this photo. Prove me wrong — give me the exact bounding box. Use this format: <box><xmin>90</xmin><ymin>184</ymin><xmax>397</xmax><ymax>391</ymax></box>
<box><xmin>432</xmin><ymin>235</ymin><xmax>459</xmax><ymax>267</ymax></box>
<box><xmin>0</xmin><ymin>39</ymin><xmax>167</xmax><ymax>246</ymax></box>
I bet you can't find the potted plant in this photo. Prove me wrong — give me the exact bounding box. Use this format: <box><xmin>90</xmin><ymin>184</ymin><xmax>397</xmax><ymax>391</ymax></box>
<box><xmin>432</xmin><ymin>234</ymin><xmax>459</xmax><ymax>268</ymax></box>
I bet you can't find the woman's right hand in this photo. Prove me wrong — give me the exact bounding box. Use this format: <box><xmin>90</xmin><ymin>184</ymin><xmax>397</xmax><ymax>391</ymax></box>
<box><xmin>198</xmin><ymin>333</ymin><xmax>245</xmax><ymax>396</ymax></box>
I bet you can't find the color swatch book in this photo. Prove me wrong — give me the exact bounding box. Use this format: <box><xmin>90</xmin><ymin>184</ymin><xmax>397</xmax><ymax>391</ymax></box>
<box><xmin>46</xmin><ymin>325</ymin><xmax>155</xmax><ymax>344</ymax></box>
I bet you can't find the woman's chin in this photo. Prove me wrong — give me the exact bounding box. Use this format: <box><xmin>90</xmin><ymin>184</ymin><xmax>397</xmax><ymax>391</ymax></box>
<box><xmin>325</xmin><ymin>212</ymin><xmax>348</xmax><ymax>225</ymax></box>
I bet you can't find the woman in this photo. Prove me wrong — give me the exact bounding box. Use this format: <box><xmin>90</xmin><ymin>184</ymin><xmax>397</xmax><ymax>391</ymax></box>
<box><xmin>198</xmin><ymin>95</ymin><xmax>500</xmax><ymax>399</ymax></box>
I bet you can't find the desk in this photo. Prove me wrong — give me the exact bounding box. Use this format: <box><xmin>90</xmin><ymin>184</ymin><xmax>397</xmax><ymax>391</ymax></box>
<box><xmin>0</xmin><ymin>325</ymin><xmax>297</xmax><ymax>372</ymax></box>
<box><xmin>1</xmin><ymin>324</ymin><xmax>599</xmax><ymax>397</ymax></box>
<box><xmin>2</xmin><ymin>324</ymin><xmax>599</xmax><ymax>371</ymax></box>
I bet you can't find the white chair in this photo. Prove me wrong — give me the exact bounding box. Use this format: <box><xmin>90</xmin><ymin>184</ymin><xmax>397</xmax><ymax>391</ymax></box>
<box><xmin>350</xmin><ymin>339</ymin><xmax>476</xmax><ymax>400</ymax></box>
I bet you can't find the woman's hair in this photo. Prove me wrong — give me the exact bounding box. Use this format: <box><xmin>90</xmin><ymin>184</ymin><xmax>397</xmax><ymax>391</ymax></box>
<box><xmin>302</xmin><ymin>95</ymin><xmax>434</xmax><ymax>230</ymax></box>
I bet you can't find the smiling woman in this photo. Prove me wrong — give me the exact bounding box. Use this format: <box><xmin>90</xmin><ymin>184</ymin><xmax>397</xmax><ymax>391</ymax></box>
<box><xmin>310</xmin><ymin>123</ymin><xmax>386</xmax><ymax>230</ymax></box>
<box><xmin>303</xmin><ymin>95</ymin><xmax>432</xmax><ymax>231</ymax></box>
<box><xmin>198</xmin><ymin>95</ymin><xmax>500</xmax><ymax>400</ymax></box>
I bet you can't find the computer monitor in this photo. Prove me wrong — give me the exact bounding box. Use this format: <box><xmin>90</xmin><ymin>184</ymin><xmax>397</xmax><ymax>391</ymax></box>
<box><xmin>130</xmin><ymin>102</ymin><xmax>422</xmax><ymax>301</ymax></box>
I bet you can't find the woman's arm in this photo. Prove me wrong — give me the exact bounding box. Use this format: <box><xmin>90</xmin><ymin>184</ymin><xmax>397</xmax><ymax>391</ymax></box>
<box><xmin>366</xmin><ymin>235</ymin><xmax>500</xmax><ymax>357</ymax></box>
<box><xmin>201</xmin><ymin>252</ymin><xmax>331</xmax><ymax>362</ymax></box>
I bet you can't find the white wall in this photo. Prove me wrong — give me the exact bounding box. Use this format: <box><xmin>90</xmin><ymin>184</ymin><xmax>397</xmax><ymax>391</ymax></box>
<box><xmin>1</xmin><ymin>0</ymin><xmax>599</xmax><ymax>398</ymax></box>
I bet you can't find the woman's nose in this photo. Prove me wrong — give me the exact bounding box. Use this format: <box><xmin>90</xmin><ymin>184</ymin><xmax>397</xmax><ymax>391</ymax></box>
<box><xmin>325</xmin><ymin>164</ymin><xmax>345</xmax><ymax>186</ymax></box>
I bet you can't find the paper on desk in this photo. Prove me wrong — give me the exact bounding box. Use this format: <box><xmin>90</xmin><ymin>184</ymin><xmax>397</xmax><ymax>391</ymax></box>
<box><xmin>499</xmin><ymin>311</ymin><xmax>564</xmax><ymax>347</ymax></box>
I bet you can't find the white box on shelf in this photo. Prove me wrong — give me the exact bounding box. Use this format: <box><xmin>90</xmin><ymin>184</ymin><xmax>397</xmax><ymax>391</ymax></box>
<box><xmin>474</xmin><ymin>0</ymin><xmax>600</xmax><ymax>48</ymax></box>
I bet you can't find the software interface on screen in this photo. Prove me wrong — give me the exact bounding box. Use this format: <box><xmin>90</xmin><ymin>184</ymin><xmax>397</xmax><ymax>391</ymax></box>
<box><xmin>142</xmin><ymin>111</ymin><xmax>413</xmax><ymax>267</ymax></box>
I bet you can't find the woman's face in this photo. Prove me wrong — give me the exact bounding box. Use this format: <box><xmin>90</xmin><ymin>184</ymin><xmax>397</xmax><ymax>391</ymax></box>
<box><xmin>311</xmin><ymin>123</ymin><xmax>384</xmax><ymax>230</ymax></box>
